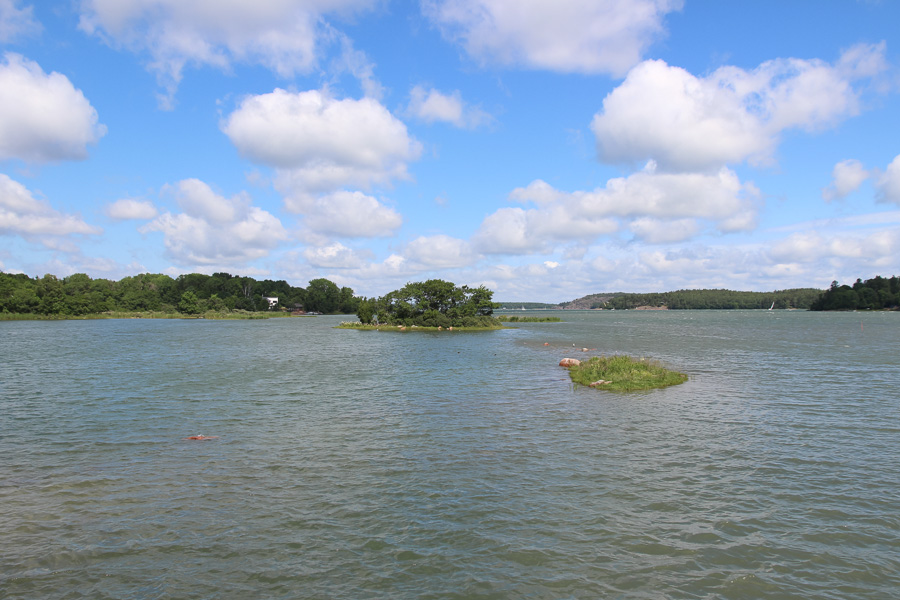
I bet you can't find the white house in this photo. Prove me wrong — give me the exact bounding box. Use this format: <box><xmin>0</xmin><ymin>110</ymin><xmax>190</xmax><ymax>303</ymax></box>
<box><xmin>264</xmin><ymin>296</ymin><xmax>278</xmax><ymax>309</ymax></box>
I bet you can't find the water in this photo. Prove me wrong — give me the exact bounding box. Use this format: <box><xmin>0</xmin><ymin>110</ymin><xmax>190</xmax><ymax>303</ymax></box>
<box><xmin>1</xmin><ymin>311</ymin><xmax>898</xmax><ymax>599</ymax></box>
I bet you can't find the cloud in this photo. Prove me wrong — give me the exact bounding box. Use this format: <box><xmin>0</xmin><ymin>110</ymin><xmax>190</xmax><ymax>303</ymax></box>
<box><xmin>629</xmin><ymin>217</ymin><xmax>700</xmax><ymax>244</ymax></box>
<box><xmin>876</xmin><ymin>154</ymin><xmax>900</xmax><ymax>205</ymax></box>
<box><xmin>823</xmin><ymin>159</ymin><xmax>871</xmax><ymax>201</ymax></box>
<box><xmin>591</xmin><ymin>43</ymin><xmax>888</xmax><ymax>171</ymax></box>
<box><xmin>141</xmin><ymin>178</ymin><xmax>286</xmax><ymax>266</ymax></box>
<box><xmin>423</xmin><ymin>0</ymin><xmax>681</xmax><ymax>76</ymax></box>
<box><xmin>105</xmin><ymin>198</ymin><xmax>159</xmax><ymax>220</ymax></box>
<box><xmin>404</xmin><ymin>234</ymin><xmax>478</xmax><ymax>269</ymax></box>
<box><xmin>407</xmin><ymin>85</ymin><xmax>491</xmax><ymax>128</ymax></box>
<box><xmin>473</xmin><ymin>205</ymin><xmax>619</xmax><ymax>255</ymax></box>
<box><xmin>0</xmin><ymin>53</ymin><xmax>106</xmax><ymax>163</ymax></box>
<box><xmin>303</xmin><ymin>241</ymin><xmax>369</xmax><ymax>268</ymax></box>
<box><xmin>476</xmin><ymin>167</ymin><xmax>759</xmax><ymax>254</ymax></box>
<box><xmin>0</xmin><ymin>173</ymin><xmax>101</xmax><ymax>239</ymax></box>
<box><xmin>302</xmin><ymin>190</ymin><xmax>403</xmax><ymax>238</ymax></box>
<box><xmin>78</xmin><ymin>0</ymin><xmax>378</xmax><ymax>108</ymax></box>
<box><xmin>0</xmin><ymin>0</ymin><xmax>40</xmax><ymax>42</ymax></box>
<box><xmin>769</xmin><ymin>228</ymin><xmax>900</xmax><ymax>265</ymax></box>
<box><xmin>223</xmin><ymin>89</ymin><xmax>421</xmax><ymax>196</ymax></box>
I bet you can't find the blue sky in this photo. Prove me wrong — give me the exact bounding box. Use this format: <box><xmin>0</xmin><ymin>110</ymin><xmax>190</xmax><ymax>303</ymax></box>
<box><xmin>1</xmin><ymin>0</ymin><xmax>899</xmax><ymax>302</ymax></box>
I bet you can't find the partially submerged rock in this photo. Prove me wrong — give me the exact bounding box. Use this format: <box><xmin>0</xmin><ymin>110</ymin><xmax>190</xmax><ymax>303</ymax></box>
<box><xmin>559</xmin><ymin>358</ymin><xmax>581</xmax><ymax>367</ymax></box>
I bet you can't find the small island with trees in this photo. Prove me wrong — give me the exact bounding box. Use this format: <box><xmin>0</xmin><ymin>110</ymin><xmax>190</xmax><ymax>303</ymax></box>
<box><xmin>341</xmin><ymin>279</ymin><xmax>503</xmax><ymax>330</ymax></box>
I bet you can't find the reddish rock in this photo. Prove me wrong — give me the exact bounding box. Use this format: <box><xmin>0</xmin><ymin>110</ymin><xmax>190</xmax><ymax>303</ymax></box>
<box><xmin>559</xmin><ymin>358</ymin><xmax>581</xmax><ymax>367</ymax></box>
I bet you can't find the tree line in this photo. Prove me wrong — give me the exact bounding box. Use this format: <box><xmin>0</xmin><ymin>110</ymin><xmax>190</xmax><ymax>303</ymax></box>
<box><xmin>356</xmin><ymin>279</ymin><xmax>500</xmax><ymax>327</ymax></box>
<box><xmin>0</xmin><ymin>271</ymin><xmax>361</xmax><ymax>316</ymax></box>
<box><xmin>587</xmin><ymin>288</ymin><xmax>824</xmax><ymax>310</ymax></box>
<box><xmin>809</xmin><ymin>276</ymin><xmax>900</xmax><ymax>311</ymax></box>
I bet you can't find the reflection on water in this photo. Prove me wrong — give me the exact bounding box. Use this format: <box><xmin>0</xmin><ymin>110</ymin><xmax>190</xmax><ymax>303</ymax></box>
<box><xmin>1</xmin><ymin>311</ymin><xmax>898</xmax><ymax>599</ymax></box>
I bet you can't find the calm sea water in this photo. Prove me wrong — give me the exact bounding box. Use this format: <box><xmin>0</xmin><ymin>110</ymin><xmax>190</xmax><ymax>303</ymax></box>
<box><xmin>1</xmin><ymin>310</ymin><xmax>898</xmax><ymax>599</ymax></box>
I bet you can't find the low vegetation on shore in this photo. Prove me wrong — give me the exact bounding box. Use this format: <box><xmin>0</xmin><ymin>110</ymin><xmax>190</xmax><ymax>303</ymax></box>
<box><xmin>563</xmin><ymin>355</ymin><xmax>688</xmax><ymax>391</ymax></box>
<box><xmin>497</xmin><ymin>315</ymin><xmax>561</xmax><ymax>322</ymax></box>
<box><xmin>337</xmin><ymin>321</ymin><xmax>504</xmax><ymax>331</ymax></box>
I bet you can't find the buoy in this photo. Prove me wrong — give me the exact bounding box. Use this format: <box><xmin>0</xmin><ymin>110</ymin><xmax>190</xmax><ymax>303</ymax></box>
<box><xmin>184</xmin><ymin>435</ymin><xmax>218</xmax><ymax>440</ymax></box>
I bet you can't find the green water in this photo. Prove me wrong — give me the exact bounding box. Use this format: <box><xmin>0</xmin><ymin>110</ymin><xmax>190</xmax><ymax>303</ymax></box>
<box><xmin>1</xmin><ymin>311</ymin><xmax>898</xmax><ymax>599</ymax></box>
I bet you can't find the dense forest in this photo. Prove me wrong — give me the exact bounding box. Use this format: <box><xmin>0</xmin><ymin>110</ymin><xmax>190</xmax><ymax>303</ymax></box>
<box><xmin>0</xmin><ymin>271</ymin><xmax>361</xmax><ymax>316</ymax></box>
<box><xmin>356</xmin><ymin>279</ymin><xmax>500</xmax><ymax>328</ymax></box>
<box><xmin>809</xmin><ymin>276</ymin><xmax>900</xmax><ymax>311</ymax></box>
<box><xmin>569</xmin><ymin>288</ymin><xmax>824</xmax><ymax>310</ymax></box>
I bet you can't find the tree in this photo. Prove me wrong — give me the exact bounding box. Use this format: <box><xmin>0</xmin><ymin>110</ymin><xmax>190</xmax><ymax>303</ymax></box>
<box><xmin>370</xmin><ymin>280</ymin><xmax>500</xmax><ymax>327</ymax></box>
<box><xmin>36</xmin><ymin>275</ymin><xmax>66</xmax><ymax>315</ymax></box>
<box><xmin>178</xmin><ymin>291</ymin><xmax>201</xmax><ymax>314</ymax></box>
<box><xmin>356</xmin><ymin>298</ymin><xmax>374</xmax><ymax>324</ymax></box>
<box><xmin>305</xmin><ymin>278</ymin><xmax>342</xmax><ymax>313</ymax></box>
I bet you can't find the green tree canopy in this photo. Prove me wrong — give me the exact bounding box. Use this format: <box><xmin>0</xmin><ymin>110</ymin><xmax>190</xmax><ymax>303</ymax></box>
<box><xmin>361</xmin><ymin>279</ymin><xmax>500</xmax><ymax>327</ymax></box>
<box><xmin>0</xmin><ymin>271</ymin><xmax>361</xmax><ymax>317</ymax></box>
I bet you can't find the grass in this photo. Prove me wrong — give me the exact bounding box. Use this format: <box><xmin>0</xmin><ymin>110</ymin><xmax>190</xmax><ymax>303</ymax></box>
<box><xmin>565</xmin><ymin>355</ymin><xmax>688</xmax><ymax>391</ymax></box>
<box><xmin>337</xmin><ymin>322</ymin><xmax>505</xmax><ymax>331</ymax></box>
<box><xmin>497</xmin><ymin>315</ymin><xmax>562</xmax><ymax>322</ymax></box>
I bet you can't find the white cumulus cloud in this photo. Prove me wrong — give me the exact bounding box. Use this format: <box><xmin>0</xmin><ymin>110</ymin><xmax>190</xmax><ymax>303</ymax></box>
<box><xmin>302</xmin><ymin>190</ymin><xmax>403</xmax><ymax>238</ymax></box>
<box><xmin>591</xmin><ymin>43</ymin><xmax>888</xmax><ymax>172</ymax></box>
<box><xmin>303</xmin><ymin>241</ymin><xmax>368</xmax><ymax>269</ymax></box>
<box><xmin>404</xmin><ymin>234</ymin><xmax>478</xmax><ymax>269</ymax></box>
<box><xmin>141</xmin><ymin>179</ymin><xmax>287</xmax><ymax>266</ymax></box>
<box><xmin>424</xmin><ymin>0</ymin><xmax>681</xmax><ymax>76</ymax></box>
<box><xmin>223</xmin><ymin>88</ymin><xmax>421</xmax><ymax>197</ymax></box>
<box><xmin>78</xmin><ymin>0</ymin><xmax>377</xmax><ymax>108</ymax></box>
<box><xmin>823</xmin><ymin>159</ymin><xmax>871</xmax><ymax>201</ymax></box>
<box><xmin>477</xmin><ymin>167</ymin><xmax>759</xmax><ymax>254</ymax></box>
<box><xmin>407</xmin><ymin>85</ymin><xmax>491</xmax><ymax>128</ymax></box>
<box><xmin>105</xmin><ymin>198</ymin><xmax>159</xmax><ymax>220</ymax></box>
<box><xmin>0</xmin><ymin>173</ymin><xmax>101</xmax><ymax>239</ymax></box>
<box><xmin>0</xmin><ymin>53</ymin><xmax>106</xmax><ymax>163</ymax></box>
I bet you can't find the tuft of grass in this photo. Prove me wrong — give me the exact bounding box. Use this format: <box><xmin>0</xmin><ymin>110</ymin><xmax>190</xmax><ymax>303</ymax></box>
<box><xmin>566</xmin><ymin>355</ymin><xmax>687</xmax><ymax>391</ymax></box>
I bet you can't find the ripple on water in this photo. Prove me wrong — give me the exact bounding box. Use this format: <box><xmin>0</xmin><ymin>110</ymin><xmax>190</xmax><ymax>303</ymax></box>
<box><xmin>1</xmin><ymin>313</ymin><xmax>899</xmax><ymax>599</ymax></box>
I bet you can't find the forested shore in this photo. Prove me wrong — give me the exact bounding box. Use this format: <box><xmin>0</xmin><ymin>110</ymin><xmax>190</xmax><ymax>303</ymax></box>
<box><xmin>563</xmin><ymin>277</ymin><xmax>899</xmax><ymax>311</ymax></box>
<box><xmin>809</xmin><ymin>276</ymin><xmax>900</xmax><ymax>311</ymax></box>
<box><xmin>0</xmin><ymin>272</ymin><xmax>360</xmax><ymax>317</ymax></box>
<box><xmin>4</xmin><ymin>271</ymin><xmax>897</xmax><ymax>319</ymax></box>
<box><xmin>568</xmin><ymin>288</ymin><xmax>824</xmax><ymax>310</ymax></box>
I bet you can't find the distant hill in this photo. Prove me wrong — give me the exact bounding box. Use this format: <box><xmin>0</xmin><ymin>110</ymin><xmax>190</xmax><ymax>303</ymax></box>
<box><xmin>560</xmin><ymin>288</ymin><xmax>824</xmax><ymax>310</ymax></box>
<box><xmin>557</xmin><ymin>294</ymin><xmax>620</xmax><ymax>310</ymax></box>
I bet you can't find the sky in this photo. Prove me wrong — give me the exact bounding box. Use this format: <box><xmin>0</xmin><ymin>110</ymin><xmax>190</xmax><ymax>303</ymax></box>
<box><xmin>1</xmin><ymin>0</ymin><xmax>900</xmax><ymax>302</ymax></box>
